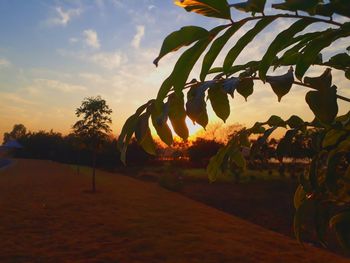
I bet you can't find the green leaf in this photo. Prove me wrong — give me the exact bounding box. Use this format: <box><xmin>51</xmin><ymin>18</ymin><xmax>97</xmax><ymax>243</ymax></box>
<box><xmin>304</xmin><ymin>68</ymin><xmax>332</xmax><ymax>92</ymax></box>
<box><xmin>296</xmin><ymin>28</ymin><xmax>350</xmax><ymax>80</ymax></box>
<box><xmin>172</xmin><ymin>25</ymin><xmax>228</xmax><ymax>95</ymax></box>
<box><xmin>208</xmin><ymin>84</ymin><xmax>230</xmax><ymax>122</ymax></box>
<box><xmin>153</xmin><ymin>26</ymin><xmax>209</xmax><ymax>67</ymax></box>
<box><xmin>200</xmin><ymin>22</ymin><xmax>245</xmax><ymax>81</ymax></box>
<box><xmin>266</xmin><ymin>67</ymin><xmax>294</xmax><ymax>102</ymax></box>
<box><xmin>151</xmin><ymin>102</ymin><xmax>173</xmax><ymax>146</ymax></box>
<box><xmin>305</xmin><ymin>86</ymin><xmax>338</xmax><ymax>124</ymax></box>
<box><xmin>330</xmin><ymin>211</ymin><xmax>350</xmax><ymax>252</ymax></box>
<box><xmin>287</xmin><ymin>115</ymin><xmax>304</xmax><ymax>129</ymax></box>
<box><xmin>314</xmin><ymin>203</ymin><xmax>330</xmax><ymax>247</ymax></box>
<box><xmin>294</xmin><ymin>185</ymin><xmax>306</xmax><ymax>209</ymax></box>
<box><xmin>135</xmin><ymin>113</ymin><xmax>156</xmax><ymax>155</ymax></box>
<box><xmin>167</xmin><ymin>93</ymin><xmax>189</xmax><ymax>140</ymax></box>
<box><xmin>230</xmin><ymin>149</ymin><xmax>246</xmax><ymax>169</ymax></box>
<box><xmin>186</xmin><ymin>84</ymin><xmax>209</xmax><ymax>128</ymax></box>
<box><xmin>294</xmin><ymin>199</ymin><xmax>316</xmax><ymax>244</ymax></box>
<box><xmin>259</xmin><ymin>19</ymin><xmax>314</xmax><ymax>81</ymax></box>
<box><xmin>236</xmin><ymin>78</ymin><xmax>254</xmax><ymax>101</ymax></box>
<box><xmin>207</xmin><ymin>146</ymin><xmax>229</xmax><ymax>182</ymax></box>
<box><xmin>175</xmin><ymin>0</ymin><xmax>231</xmax><ymax>20</ymax></box>
<box><xmin>223</xmin><ymin>17</ymin><xmax>276</xmax><ymax>73</ymax></box>
<box><xmin>118</xmin><ymin>102</ymin><xmax>152</xmax><ymax>164</ymax></box>
<box><xmin>231</xmin><ymin>0</ymin><xmax>267</xmax><ymax>15</ymax></box>
<box><xmin>322</xmin><ymin>129</ymin><xmax>347</xmax><ymax>148</ymax></box>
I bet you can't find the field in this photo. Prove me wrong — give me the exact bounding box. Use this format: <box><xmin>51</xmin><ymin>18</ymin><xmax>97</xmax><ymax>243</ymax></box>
<box><xmin>0</xmin><ymin>159</ymin><xmax>348</xmax><ymax>262</ymax></box>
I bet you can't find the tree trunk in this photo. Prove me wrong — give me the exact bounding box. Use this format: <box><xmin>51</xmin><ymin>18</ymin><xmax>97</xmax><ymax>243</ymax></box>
<box><xmin>92</xmin><ymin>147</ymin><xmax>96</xmax><ymax>192</ymax></box>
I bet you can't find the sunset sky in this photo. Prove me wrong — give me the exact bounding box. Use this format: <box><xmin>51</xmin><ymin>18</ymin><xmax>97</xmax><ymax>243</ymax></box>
<box><xmin>0</xmin><ymin>0</ymin><xmax>349</xmax><ymax>143</ymax></box>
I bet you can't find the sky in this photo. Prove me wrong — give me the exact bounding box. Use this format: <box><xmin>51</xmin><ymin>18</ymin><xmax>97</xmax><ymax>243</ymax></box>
<box><xmin>0</xmin><ymin>0</ymin><xmax>349</xmax><ymax>143</ymax></box>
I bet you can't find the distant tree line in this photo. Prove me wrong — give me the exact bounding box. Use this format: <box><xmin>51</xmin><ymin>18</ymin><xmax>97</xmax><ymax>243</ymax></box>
<box><xmin>2</xmin><ymin>124</ymin><xmax>155</xmax><ymax>170</ymax></box>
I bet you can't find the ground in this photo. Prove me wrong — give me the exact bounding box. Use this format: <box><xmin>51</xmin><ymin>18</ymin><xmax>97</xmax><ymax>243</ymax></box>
<box><xmin>0</xmin><ymin>159</ymin><xmax>348</xmax><ymax>262</ymax></box>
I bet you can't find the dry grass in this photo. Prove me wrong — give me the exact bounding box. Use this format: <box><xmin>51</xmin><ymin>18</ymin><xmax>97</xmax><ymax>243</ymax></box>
<box><xmin>0</xmin><ymin>159</ymin><xmax>347</xmax><ymax>262</ymax></box>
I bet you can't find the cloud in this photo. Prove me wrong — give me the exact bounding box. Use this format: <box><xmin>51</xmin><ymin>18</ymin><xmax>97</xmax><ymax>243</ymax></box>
<box><xmin>131</xmin><ymin>25</ymin><xmax>145</xmax><ymax>49</ymax></box>
<box><xmin>28</xmin><ymin>79</ymin><xmax>87</xmax><ymax>93</ymax></box>
<box><xmin>89</xmin><ymin>51</ymin><xmax>127</xmax><ymax>69</ymax></box>
<box><xmin>0</xmin><ymin>58</ymin><xmax>11</xmax><ymax>68</ymax></box>
<box><xmin>48</xmin><ymin>7</ymin><xmax>82</xmax><ymax>26</ymax></box>
<box><xmin>83</xmin><ymin>29</ymin><xmax>101</xmax><ymax>49</ymax></box>
<box><xmin>69</xmin><ymin>37</ymin><xmax>79</xmax><ymax>44</ymax></box>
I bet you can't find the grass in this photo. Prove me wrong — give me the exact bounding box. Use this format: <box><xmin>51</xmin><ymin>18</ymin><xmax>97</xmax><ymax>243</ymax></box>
<box><xmin>0</xmin><ymin>159</ymin><xmax>347</xmax><ymax>262</ymax></box>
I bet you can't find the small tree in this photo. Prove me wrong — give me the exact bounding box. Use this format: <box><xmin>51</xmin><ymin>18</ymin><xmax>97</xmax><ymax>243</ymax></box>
<box><xmin>73</xmin><ymin>96</ymin><xmax>112</xmax><ymax>192</ymax></box>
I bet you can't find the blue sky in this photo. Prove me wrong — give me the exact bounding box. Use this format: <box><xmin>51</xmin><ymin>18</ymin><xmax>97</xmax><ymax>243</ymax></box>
<box><xmin>0</xmin><ymin>0</ymin><xmax>349</xmax><ymax>141</ymax></box>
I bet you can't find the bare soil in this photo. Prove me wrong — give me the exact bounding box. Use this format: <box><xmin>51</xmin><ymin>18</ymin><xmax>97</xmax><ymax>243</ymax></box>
<box><xmin>0</xmin><ymin>159</ymin><xmax>348</xmax><ymax>262</ymax></box>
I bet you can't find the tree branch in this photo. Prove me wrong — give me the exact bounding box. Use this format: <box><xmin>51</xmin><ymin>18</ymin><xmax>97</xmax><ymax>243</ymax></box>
<box><xmin>229</xmin><ymin>13</ymin><xmax>343</xmax><ymax>27</ymax></box>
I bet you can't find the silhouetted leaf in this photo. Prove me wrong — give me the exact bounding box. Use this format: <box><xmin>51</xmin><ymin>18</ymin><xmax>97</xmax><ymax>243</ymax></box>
<box><xmin>346</xmin><ymin>69</ymin><xmax>350</xmax><ymax>80</ymax></box>
<box><xmin>330</xmin><ymin>211</ymin><xmax>350</xmax><ymax>252</ymax></box>
<box><xmin>200</xmin><ymin>22</ymin><xmax>245</xmax><ymax>81</ymax></box>
<box><xmin>236</xmin><ymin>78</ymin><xmax>254</xmax><ymax>101</ymax></box>
<box><xmin>266</xmin><ymin>67</ymin><xmax>294</xmax><ymax>102</ymax></box>
<box><xmin>305</xmin><ymin>86</ymin><xmax>338</xmax><ymax>124</ymax></box>
<box><xmin>287</xmin><ymin>115</ymin><xmax>304</xmax><ymax>129</ymax></box>
<box><xmin>277</xmin><ymin>129</ymin><xmax>297</xmax><ymax>158</ymax></box>
<box><xmin>266</xmin><ymin>115</ymin><xmax>285</xmax><ymax>127</ymax></box>
<box><xmin>259</xmin><ymin>19</ymin><xmax>314</xmax><ymax>81</ymax></box>
<box><xmin>223</xmin><ymin>17</ymin><xmax>276</xmax><ymax>73</ymax></box>
<box><xmin>186</xmin><ymin>84</ymin><xmax>209</xmax><ymax>127</ymax></box>
<box><xmin>231</xmin><ymin>0</ymin><xmax>266</xmax><ymax>15</ymax></box>
<box><xmin>153</xmin><ymin>26</ymin><xmax>209</xmax><ymax>67</ymax></box>
<box><xmin>330</xmin><ymin>0</ymin><xmax>350</xmax><ymax>18</ymax></box>
<box><xmin>325</xmin><ymin>53</ymin><xmax>350</xmax><ymax>70</ymax></box>
<box><xmin>208</xmin><ymin>84</ymin><xmax>230</xmax><ymax>122</ymax></box>
<box><xmin>175</xmin><ymin>0</ymin><xmax>231</xmax><ymax>20</ymax></box>
<box><xmin>167</xmin><ymin>93</ymin><xmax>189</xmax><ymax>140</ymax></box>
<box><xmin>223</xmin><ymin>77</ymin><xmax>239</xmax><ymax>97</ymax></box>
<box><xmin>304</xmin><ymin>68</ymin><xmax>332</xmax><ymax>91</ymax></box>
<box><xmin>296</xmin><ymin>27</ymin><xmax>350</xmax><ymax>80</ymax></box>
<box><xmin>315</xmin><ymin>3</ymin><xmax>334</xmax><ymax>17</ymax></box>
<box><xmin>272</xmin><ymin>0</ymin><xmax>322</xmax><ymax>15</ymax></box>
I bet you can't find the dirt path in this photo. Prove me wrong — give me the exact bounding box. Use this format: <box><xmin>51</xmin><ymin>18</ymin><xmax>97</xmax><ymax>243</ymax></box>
<box><xmin>0</xmin><ymin>159</ymin><xmax>348</xmax><ymax>262</ymax></box>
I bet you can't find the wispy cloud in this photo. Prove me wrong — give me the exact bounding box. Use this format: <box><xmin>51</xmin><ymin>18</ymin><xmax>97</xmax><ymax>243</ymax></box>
<box><xmin>83</xmin><ymin>29</ymin><xmax>101</xmax><ymax>49</ymax></box>
<box><xmin>90</xmin><ymin>51</ymin><xmax>127</xmax><ymax>69</ymax></box>
<box><xmin>28</xmin><ymin>79</ymin><xmax>87</xmax><ymax>93</ymax></box>
<box><xmin>0</xmin><ymin>58</ymin><xmax>11</xmax><ymax>68</ymax></box>
<box><xmin>47</xmin><ymin>7</ymin><xmax>82</xmax><ymax>26</ymax></box>
<box><xmin>131</xmin><ymin>25</ymin><xmax>145</xmax><ymax>49</ymax></box>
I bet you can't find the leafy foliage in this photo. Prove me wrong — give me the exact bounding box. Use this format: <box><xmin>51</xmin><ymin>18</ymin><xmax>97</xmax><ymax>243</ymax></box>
<box><xmin>74</xmin><ymin>96</ymin><xmax>112</xmax><ymax>192</ymax></box>
<box><xmin>120</xmin><ymin>0</ymin><xmax>350</xmax><ymax>252</ymax></box>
